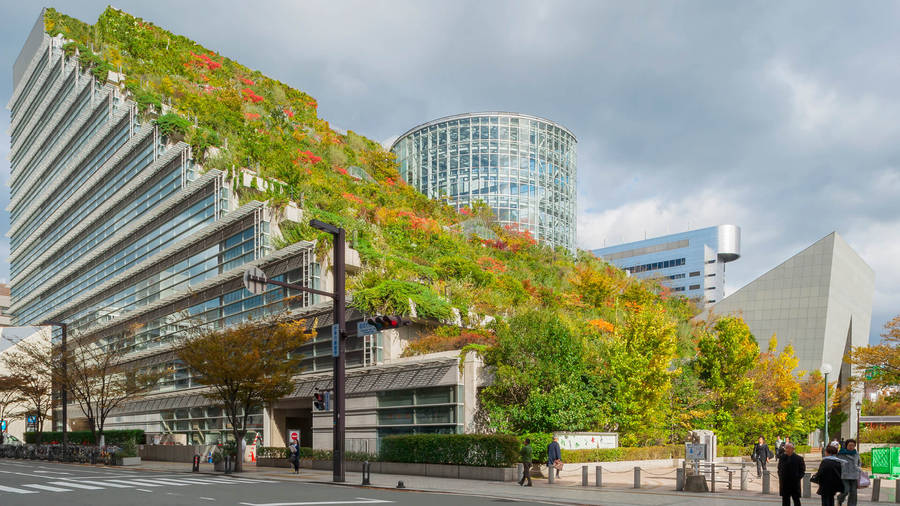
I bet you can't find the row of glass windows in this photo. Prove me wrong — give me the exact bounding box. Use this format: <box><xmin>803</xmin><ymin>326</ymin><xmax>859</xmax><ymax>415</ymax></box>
<box><xmin>102</xmin><ymin>266</ymin><xmax>307</xmax><ymax>359</ymax></box>
<box><xmin>16</xmin><ymin>162</ymin><xmax>188</xmax><ymax>294</ymax></box>
<box><xmin>12</xmin><ymin>84</ymin><xmax>91</xmax><ymax>179</ymax></box>
<box><xmin>15</xmin><ymin>195</ymin><xmax>218</xmax><ymax>324</ymax></box>
<box><xmin>625</xmin><ymin>258</ymin><xmax>687</xmax><ymax>274</ymax></box>
<box><xmin>10</xmin><ymin>98</ymin><xmax>113</xmax><ymax>209</ymax></box>
<box><xmin>10</xmin><ymin>46</ymin><xmax>50</xmax><ymax>120</ymax></box>
<box><xmin>11</xmin><ymin>114</ymin><xmax>131</xmax><ymax>247</ymax></box>
<box><xmin>159</xmin><ymin>407</ymin><xmax>263</xmax><ymax>445</ymax></box>
<box><xmin>65</xmin><ymin>225</ymin><xmax>256</xmax><ymax>335</ymax></box>
<box><xmin>14</xmin><ymin>140</ymin><xmax>158</xmax><ymax>293</ymax></box>
<box><xmin>13</xmin><ymin>65</ymin><xmax>77</xmax><ymax>168</ymax></box>
<box><xmin>10</xmin><ymin>57</ymin><xmax>62</xmax><ymax>144</ymax></box>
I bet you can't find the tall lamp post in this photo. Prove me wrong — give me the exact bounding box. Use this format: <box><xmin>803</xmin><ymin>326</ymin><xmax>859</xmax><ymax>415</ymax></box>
<box><xmin>855</xmin><ymin>400</ymin><xmax>862</xmax><ymax>443</ymax></box>
<box><xmin>821</xmin><ymin>363</ymin><xmax>832</xmax><ymax>449</ymax></box>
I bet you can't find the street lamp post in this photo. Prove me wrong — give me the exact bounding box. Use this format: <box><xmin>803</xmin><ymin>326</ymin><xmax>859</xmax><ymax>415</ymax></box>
<box><xmin>856</xmin><ymin>400</ymin><xmax>862</xmax><ymax>443</ymax></box>
<box><xmin>821</xmin><ymin>363</ymin><xmax>832</xmax><ymax>450</ymax></box>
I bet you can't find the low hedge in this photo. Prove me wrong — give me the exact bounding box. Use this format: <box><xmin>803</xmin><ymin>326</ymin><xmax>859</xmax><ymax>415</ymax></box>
<box><xmin>25</xmin><ymin>430</ymin><xmax>144</xmax><ymax>446</ymax></box>
<box><xmin>257</xmin><ymin>446</ymin><xmax>374</xmax><ymax>462</ymax></box>
<box><xmin>560</xmin><ymin>445</ymin><xmax>684</xmax><ymax>463</ymax></box>
<box><xmin>380</xmin><ymin>434</ymin><xmax>519</xmax><ymax>467</ymax></box>
<box><xmin>861</xmin><ymin>425</ymin><xmax>900</xmax><ymax>443</ymax></box>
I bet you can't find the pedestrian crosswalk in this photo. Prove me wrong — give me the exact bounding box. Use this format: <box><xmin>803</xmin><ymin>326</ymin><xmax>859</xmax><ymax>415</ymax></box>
<box><xmin>0</xmin><ymin>475</ymin><xmax>278</xmax><ymax>496</ymax></box>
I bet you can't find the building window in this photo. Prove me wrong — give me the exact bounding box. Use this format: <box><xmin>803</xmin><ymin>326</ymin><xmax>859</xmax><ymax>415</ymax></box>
<box><xmin>689</xmin><ymin>284</ymin><xmax>701</xmax><ymax>290</ymax></box>
<box><xmin>706</xmin><ymin>286</ymin><xmax>716</xmax><ymax>290</ymax></box>
<box><xmin>673</xmin><ymin>286</ymin><xmax>686</xmax><ymax>292</ymax></box>
<box><xmin>706</xmin><ymin>273</ymin><xmax>715</xmax><ymax>277</ymax></box>
<box><xmin>705</xmin><ymin>259</ymin><xmax>716</xmax><ymax>264</ymax></box>
<box><xmin>624</xmin><ymin>257</ymin><xmax>686</xmax><ymax>274</ymax></box>
<box><xmin>690</xmin><ymin>271</ymin><xmax>701</xmax><ymax>277</ymax></box>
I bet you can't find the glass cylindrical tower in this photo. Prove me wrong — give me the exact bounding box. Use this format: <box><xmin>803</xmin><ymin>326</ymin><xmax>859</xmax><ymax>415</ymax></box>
<box><xmin>391</xmin><ymin>112</ymin><xmax>576</xmax><ymax>252</ymax></box>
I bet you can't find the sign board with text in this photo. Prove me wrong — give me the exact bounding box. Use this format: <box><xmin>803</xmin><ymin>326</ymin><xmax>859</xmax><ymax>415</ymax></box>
<box><xmin>685</xmin><ymin>443</ymin><xmax>707</xmax><ymax>461</ymax></box>
<box><xmin>556</xmin><ymin>432</ymin><xmax>618</xmax><ymax>450</ymax></box>
<box><xmin>332</xmin><ymin>324</ymin><xmax>340</xmax><ymax>357</ymax></box>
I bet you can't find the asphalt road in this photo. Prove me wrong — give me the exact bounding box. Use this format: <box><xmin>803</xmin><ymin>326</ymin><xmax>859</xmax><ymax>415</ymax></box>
<box><xmin>0</xmin><ymin>459</ymin><xmax>549</xmax><ymax>506</ymax></box>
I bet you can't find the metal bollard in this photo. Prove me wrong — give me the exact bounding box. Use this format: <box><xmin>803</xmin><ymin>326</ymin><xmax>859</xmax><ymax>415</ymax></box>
<box><xmin>224</xmin><ymin>455</ymin><xmax>232</xmax><ymax>475</ymax></box>
<box><xmin>362</xmin><ymin>461</ymin><xmax>371</xmax><ymax>485</ymax></box>
<box><xmin>634</xmin><ymin>466</ymin><xmax>641</xmax><ymax>489</ymax></box>
<box><xmin>762</xmin><ymin>470</ymin><xmax>770</xmax><ymax>495</ymax></box>
<box><xmin>871</xmin><ymin>478</ymin><xmax>880</xmax><ymax>502</ymax></box>
<box><xmin>193</xmin><ymin>454</ymin><xmax>200</xmax><ymax>472</ymax></box>
<box><xmin>548</xmin><ymin>464</ymin><xmax>555</xmax><ymax>484</ymax></box>
<box><xmin>595</xmin><ymin>466</ymin><xmax>602</xmax><ymax>487</ymax></box>
<box><xmin>676</xmin><ymin>467</ymin><xmax>684</xmax><ymax>491</ymax></box>
<box><xmin>802</xmin><ymin>473</ymin><xmax>811</xmax><ymax>498</ymax></box>
<box><xmin>710</xmin><ymin>463</ymin><xmax>716</xmax><ymax>493</ymax></box>
<box><xmin>895</xmin><ymin>479</ymin><xmax>900</xmax><ymax>503</ymax></box>
<box><xmin>728</xmin><ymin>470</ymin><xmax>733</xmax><ymax>490</ymax></box>
<box><xmin>740</xmin><ymin>465</ymin><xmax>748</xmax><ymax>491</ymax></box>
<box><xmin>582</xmin><ymin>465</ymin><xmax>588</xmax><ymax>487</ymax></box>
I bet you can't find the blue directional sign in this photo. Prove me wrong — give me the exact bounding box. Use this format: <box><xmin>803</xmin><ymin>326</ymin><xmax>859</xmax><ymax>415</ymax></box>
<box><xmin>26</xmin><ymin>415</ymin><xmax>36</xmax><ymax>424</ymax></box>
<box><xmin>0</xmin><ymin>420</ymin><xmax>6</xmax><ymax>431</ymax></box>
<box><xmin>357</xmin><ymin>321</ymin><xmax>378</xmax><ymax>336</ymax></box>
<box><xmin>331</xmin><ymin>324</ymin><xmax>340</xmax><ymax>357</ymax></box>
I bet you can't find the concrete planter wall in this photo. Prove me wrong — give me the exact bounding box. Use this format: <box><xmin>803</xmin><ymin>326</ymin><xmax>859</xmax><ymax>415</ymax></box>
<box><xmin>262</xmin><ymin>459</ymin><xmax>517</xmax><ymax>481</ymax></box>
<box><xmin>117</xmin><ymin>456</ymin><xmax>141</xmax><ymax>466</ymax></box>
<box><xmin>139</xmin><ymin>444</ymin><xmax>216</xmax><ymax>463</ymax></box>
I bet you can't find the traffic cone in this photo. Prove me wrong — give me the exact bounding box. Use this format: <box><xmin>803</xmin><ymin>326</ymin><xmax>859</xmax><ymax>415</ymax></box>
<box><xmin>250</xmin><ymin>450</ymin><xmax>256</xmax><ymax>463</ymax></box>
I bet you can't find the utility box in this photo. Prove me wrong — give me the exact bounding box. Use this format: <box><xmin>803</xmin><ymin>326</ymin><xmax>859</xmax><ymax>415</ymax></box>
<box><xmin>871</xmin><ymin>447</ymin><xmax>900</xmax><ymax>478</ymax></box>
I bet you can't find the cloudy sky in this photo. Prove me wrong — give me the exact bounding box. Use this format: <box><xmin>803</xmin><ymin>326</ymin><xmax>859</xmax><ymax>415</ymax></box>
<box><xmin>0</xmin><ymin>1</ymin><xmax>897</xmax><ymax>344</ymax></box>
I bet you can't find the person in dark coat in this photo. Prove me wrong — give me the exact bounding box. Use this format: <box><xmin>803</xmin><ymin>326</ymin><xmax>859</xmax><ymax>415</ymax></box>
<box><xmin>288</xmin><ymin>438</ymin><xmax>300</xmax><ymax>474</ymax></box>
<box><xmin>518</xmin><ymin>438</ymin><xmax>533</xmax><ymax>486</ymax></box>
<box><xmin>778</xmin><ymin>442</ymin><xmax>806</xmax><ymax>506</ymax></box>
<box><xmin>814</xmin><ymin>444</ymin><xmax>845</xmax><ymax>506</ymax></box>
<box><xmin>836</xmin><ymin>439</ymin><xmax>861</xmax><ymax>506</ymax></box>
<box><xmin>547</xmin><ymin>436</ymin><xmax>562</xmax><ymax>479</ymax></box>
<box><xmin>753</xmin><ymin>436</ymin><xmax>774</xmax><ymax>477</ymax></box>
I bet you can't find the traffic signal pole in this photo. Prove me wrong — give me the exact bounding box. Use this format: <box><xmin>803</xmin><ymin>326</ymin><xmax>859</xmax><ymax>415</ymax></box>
<box><xmin>332</xmin><ymin>226</ymin><xmax>346</xmax><ymax>483</ymax></box>
<box><xmin>247</xmin><ymin>219</ymin><xmax>346</xmax><ymax>482</ymax></box>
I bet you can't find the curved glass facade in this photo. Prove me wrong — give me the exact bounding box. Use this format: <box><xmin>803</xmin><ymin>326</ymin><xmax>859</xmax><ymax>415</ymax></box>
<box><xmin>391</xmin><ymin>112</ymin><xmax>577</xmax><ymax>251</ymax></box>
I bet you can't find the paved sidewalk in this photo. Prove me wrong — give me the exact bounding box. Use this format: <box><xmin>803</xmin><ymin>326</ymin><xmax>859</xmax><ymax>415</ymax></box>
<box><xmin>119</xmin><ymin>459</ymin><xmax>897</xmax><ymax>505</ymax></box>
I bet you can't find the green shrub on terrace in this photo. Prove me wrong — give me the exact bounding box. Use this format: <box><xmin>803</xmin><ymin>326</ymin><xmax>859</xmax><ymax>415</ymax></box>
<box><xmin>155</xmin><ymin>113</ymin><xmax>191</xmax><ymax>138</ymax></box>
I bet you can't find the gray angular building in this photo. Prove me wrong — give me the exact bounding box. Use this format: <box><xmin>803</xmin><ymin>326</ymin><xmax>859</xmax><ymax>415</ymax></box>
<box><xmin>706</xmin><ymin>232</ymin><xmax>874</xmax><ymax>438</ymax></box>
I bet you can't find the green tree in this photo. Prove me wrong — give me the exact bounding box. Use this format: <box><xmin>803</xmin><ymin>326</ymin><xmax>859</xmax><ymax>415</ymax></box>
<box><xmin>478</xmin><ymin>312</ymin><xmax>599</xmax><ymax>433</ymax></box>
<box><xmin>594</xmin><ymin>304</ymin><xmax>679</xmax><ymax>445</ymax></box>
<box><xmin>693</xmin><ymin>316</ymin><xmax>759</xmax><ymax>444</ymax></box>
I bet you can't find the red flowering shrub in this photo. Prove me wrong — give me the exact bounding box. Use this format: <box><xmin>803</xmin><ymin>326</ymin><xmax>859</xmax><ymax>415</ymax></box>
<box><xmin>241</xmin><ymin>88</ymin><xmax>264</xmax><ymax>103</ymax></box>
<box><xmin>293</xmin><ymin>150</ymin><xmax>322</xmax><ymax>166</ymax></box>
<box><xmin>244</xmin><ymin>112</ymin><xmax>261</xmax><ymax>120</ymax></box>
<box><xmin>240</xmin><ymin>77</ymin><xmax>255</xmax><ymax>85</ymax></box>
<box><xmin>477</xmin><ymin>256</ymin><xmax>507</xmax><ymax>273</ymax></box>
<box><xmin>283</xmin><ymin>108</ymin><xmax>294</xmax><ymax>118</ymax></box>
<box><xmin>588</xmin><ymin>318</ymin><xmax>615</xmax><ymax>333</ymax></box>
<box><xmin>307</xmin><ymin>100</ymin><xmax>317</xmax><ymax>109</ymax></box>
<box><xmin>458</xmin><ymin>207</ymin><xmax>472</xmax><ymax>216</ymax></box>
<box><xmin>186</xmin><ymin>51</ymin><xmax>222</xmax><ymax>71</ymax></box>
<box><xmin>342</xmin><ymin>192</ymin><xmax>363</xmax><ymax>205</ymax></box>
<box><xmin>384</xmin><ymin>177</ymin><xmax>396</xmax><ymax>186</ymax></box>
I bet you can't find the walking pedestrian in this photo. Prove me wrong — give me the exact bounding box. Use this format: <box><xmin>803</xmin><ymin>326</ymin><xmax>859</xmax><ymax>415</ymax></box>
<box><xmin>752</xmin><ymin>436</ymin><xmax>774</xmax><ymax>477</ymax></box>
<box><xmin>518</xmin><ymin>438</ymin><xmax>533</xmax><ymax>486</ymax></box>
<box><xmin>778</xmin><ymin>442</ymin><xmax>806</xmax><ymax>506</ymax></box>
<box><xmin>547</xmin><ymin>435</ymin><xmax>562</xmax><ymax>479</ymax></box>
<box><xmin>776</xmin><ymin>436</ymin><xmax>786</xmax><ymax>459</ymax></box>
<box><xmin>288</xmin><ymin>437</ymin><xmax>300</xmax><ymax>474</ymax></box>
<box><xmin>813</xmin><ymin>444</ymin><xmax>844</xmax><ymax>506</ymax></box>
<box><xmin>836</xmin><ymin>439</ymin><xmax>860</xmax><ymax>506</ymax></box>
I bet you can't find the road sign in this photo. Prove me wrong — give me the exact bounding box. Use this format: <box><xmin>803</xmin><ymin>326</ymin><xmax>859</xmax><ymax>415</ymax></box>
<box><xmin>0</xmin><ymin>420</ymin><xmax>6</xmax><ymax>431</ymax></box>
<box><xmin>242</xmin><ymin>267</ymin><xmax>268</xmax><ymax>295</ymax></box>
<box><xmin>288</xmin><ymin>429</ymin><xmax>300</xmax><ymax>443</ymax></box>
<box><xmin>332</xmin><ymin>324</ymin><xmax>340</xmax><ymax>357</ymax></box>
<box><xmin>357</xmin><ymin>321</ymin><xmax>378</xmax><ymax>336</ymax></box>
<box><xmin>685</xmin><ymin>443</ymin><xmax>707</xmax><ymax>461</ymax></box>
<box><xmin>26</xmin><ymin>415</ymin><xmax>36</xmax><ymax>424</ymax></box>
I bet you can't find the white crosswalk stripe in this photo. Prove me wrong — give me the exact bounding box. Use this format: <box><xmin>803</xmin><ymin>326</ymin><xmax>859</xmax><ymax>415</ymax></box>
<box><xmin>0</xmin><ymin>473</ymin><xmax>281</xmax><ymax>497</ymax></box>
<box><xmin>67</xmin><ymin>479</ymin><xmax>133</xmax><ymax>488</ymax></box>
<box><xmin>0</xmin><ymin>484</ymin><xmax>37</xmax><ymax>494</ymax></box>
<box><xmin>21</xmin><ymin>483</ymin><xmax>72</xmax><ymax>492</ymax></box>
<box><xmin>49</xmin><ymin>481</ymin><xmax>103</xmax><ymax>490</ymax></box>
